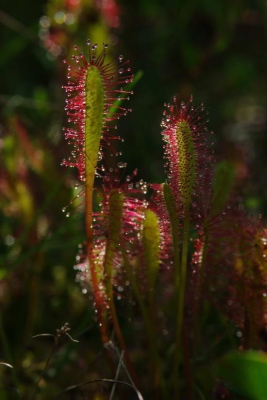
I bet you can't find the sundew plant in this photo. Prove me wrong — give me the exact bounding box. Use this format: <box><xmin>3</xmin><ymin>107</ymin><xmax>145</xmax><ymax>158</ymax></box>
<box><xmin>61</xmin><ymin>41</ymin><xmax>267</xmax><ymax>400</ymax></box>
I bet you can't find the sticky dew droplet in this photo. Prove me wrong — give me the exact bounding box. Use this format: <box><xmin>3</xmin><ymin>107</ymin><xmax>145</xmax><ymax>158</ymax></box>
<box><xmin>117</xmin><ymin>162</ymin><xmax>127</xmax><ymax>168</ymax></box>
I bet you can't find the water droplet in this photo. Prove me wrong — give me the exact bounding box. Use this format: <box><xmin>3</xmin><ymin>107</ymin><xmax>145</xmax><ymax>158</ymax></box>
<box><xmin>117</xmin><ymin>162</ymin><xmax>127</xmax><ymax>168</ymax></box>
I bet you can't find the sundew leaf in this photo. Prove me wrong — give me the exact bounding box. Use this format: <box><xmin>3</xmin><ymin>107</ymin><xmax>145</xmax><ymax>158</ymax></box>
<box><xmin>104</xmin><ymin>189</ymin><xmax>124</xmax><ymax>286</ymax></box>
<box><xmin>161</xmin><ymin>97</ymin><xmax>214</xmax><ymax>215</ymax></box>
<box><xmin>62</xmin><ymin>42</ymin><xmax>134</xmax><ymax>181</ymax></box>
<box><xmin>84</xmin><ymin>65</ymin><xmax>105</xmax><ymax>183</ymax></box>
<box><xmin>143</xmin><ymin>209</ymin><xmax>160</xmax><ymax>290</ymax></box>
<box><xmin>175</xmin><ymin>119</ymin><xmax>196</xmax><ymax>208</ymax></box>
<box><xmin>216</xmin><ymin>350</ymin><xmax>267</xmax><ymax>399</ymax></box>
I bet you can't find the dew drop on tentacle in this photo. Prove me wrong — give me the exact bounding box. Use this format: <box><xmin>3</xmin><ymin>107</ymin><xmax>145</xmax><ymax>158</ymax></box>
<box><xmin>61</xmin><ymin>41</ymin><xmax>134</xmax><ymax>192</ymax></box>
<box><xmin>117</xmin><ymin>162</ymin><xmax>127</xmax><ymax>168</ymax></box>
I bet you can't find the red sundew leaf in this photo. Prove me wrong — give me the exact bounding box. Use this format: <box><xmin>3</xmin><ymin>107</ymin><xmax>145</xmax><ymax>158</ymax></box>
<box><xmin>61</xmin><ymin>42</ymin><xmax>134</xmax><ymax>330</ymax></box>
<box><xmin>61</xmin><ymin>41</ymin><xmax>134</xmax><ymax>182</ymax></box>
<box><xmin>161</xmin><ymin>96</ymin><xmax>215</xmax><ymax>219</ymax></box>
<box><xmin>74</xmin><ymin>168</ymin><xmax>147</xmax><ymax>305</ymax></box>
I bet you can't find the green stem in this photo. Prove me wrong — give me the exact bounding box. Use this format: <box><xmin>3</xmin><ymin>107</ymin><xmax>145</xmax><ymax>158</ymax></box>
<box><xmin>99</xmin><ymin>191</ymin><xmax>139</xmax><ymax>384</ymax></box>
<box><xmin>197</xmin><ymin>231</ymin><xmax>209</xmax><ymax>304</ymax></box>
<box><xmin>121</xmin><ymin>249</ymin><xmax>168</xmax><ymax>400</ymax></box>
<box><xmin>103</xmin><ymin>249</ymin><xmax>139</xmax><ymax>386</ymax></box>
<box><xmin>84</xmin><ymin>64</ymin><xmax>109</xmax><ymax>344</ymax></box>
<box><xmin>163</xmin><ymin>184</ymin><xmax>180</xmax><ymax>297</ymax></box>
<box><xmin>85</xmin><ymin>177</ymin><xmax>109</xmax><ymax>344</ymax></box>
<box><xmin>193</xmin><ymin>231</ymin><xmax>209</xmax><ymax>361</ymax></box>
<box><xmin>174</xmin><ymin>208</ymin><xmax>190</xmax><ymax>399</ymax></box>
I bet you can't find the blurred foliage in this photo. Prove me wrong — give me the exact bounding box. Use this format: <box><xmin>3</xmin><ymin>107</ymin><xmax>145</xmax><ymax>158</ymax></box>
<box><xmin>1</xmin><ymin>0</ymin><xmax>267</xmax><ymax>398</ymax></box>
<box><xmin>216</xmin><ymin>350</ymin><xmax>267</xmax><ymax>399</ymax></box>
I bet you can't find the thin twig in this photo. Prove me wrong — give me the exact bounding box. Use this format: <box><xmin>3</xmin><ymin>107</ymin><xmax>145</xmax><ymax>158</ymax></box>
<box><xmin>29</xmin><ymin>337</ymin><xmax>57</xmax><ymax>400</ymax></box>
<box><xmin>56</xmin><ymin>378</ymin><xmax>144</xmax><ymax>400</ymax></box>
<box><xmin>105</xmin><ymin>341</ymin><xmax>137</xmax><ymax>390</ymax></box>
<box><xmin>109</xmin><ymin>350</ymin><xmax>125</xmax><ymax>400</ymax></box>
<box><xmin>30</xmin><ymin>323</ymin><xmax>78</xmax><ymax>399</ymax></box>
<box><xmin>0</xmin><ymin>362</ymin><xmax>13</xmax><ymax>368</ymax></box>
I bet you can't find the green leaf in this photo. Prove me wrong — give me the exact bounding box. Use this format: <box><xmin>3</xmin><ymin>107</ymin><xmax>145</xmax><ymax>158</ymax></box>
<box><xmin>104</xmin><ymin>189</ymin><xmax>124</xmax><ymax>291</ymax></box>
<box><xmin>216</xmin><ymin>350</ymin><xmax>267</xmax><ymax>399</ymax></box>
<box><xmin>175</xmin><ymin>119</ymin><xmax>196</xmax><ymax>208</ymax></box>
<box><xmin>85</xmin><ymin>65</ymin><xmax>105</xmax><ymax>179</ymax></box>
<box><xmin>143</xmin><ymin>208</ymin><xmax>160</xmax><ymax>289</ymax></box>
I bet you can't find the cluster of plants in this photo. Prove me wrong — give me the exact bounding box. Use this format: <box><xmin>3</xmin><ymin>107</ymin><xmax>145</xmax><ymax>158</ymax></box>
<box><xmin>58</xmin><ymin>41</ymin><xmax>267</xmax><ymax>399</ymax></box>
<box><xmin>2</xmin><ymin>1</ymin><xmax>267</xmax><ymax>399</ymax></box>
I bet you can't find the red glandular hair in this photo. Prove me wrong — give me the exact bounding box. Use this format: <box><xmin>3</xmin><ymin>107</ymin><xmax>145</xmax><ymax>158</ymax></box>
<box><xmin>75</xmin><ymin>167</ymin><xmax>147</xmax><ymax>305</ymax></box>
<box><xmin>161</xmin><ymin>96</ymin><xmax>215</xmax><ymax>219</ymax></box>
<box><xmin>228</xmin><ymin>222</ymin><xmax>267</xmax><ymax>349</ymax></box>
<box><xmin>190</xmin><ymin>196</ymin><xmax>267</xmax><ymax>349</ymax></box>
<box><xmin>61</xmin><ymin>41</ymin><xmax>133</xmax><ymax>181</ymax></box>
<box><xmin>188</xmin><ymin>201</ymin><xmax>239</xmax><ymax>317</ymax></box>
